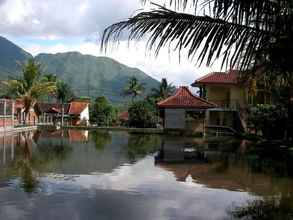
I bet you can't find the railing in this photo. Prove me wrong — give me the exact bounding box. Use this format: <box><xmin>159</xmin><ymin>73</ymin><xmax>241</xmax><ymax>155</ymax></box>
<box><xmin>0</xmin><ymin>99</ymin><xmax>15</xmax><ymax>131</ymax></box>
<box><xmin>207</xmin><ymin>99</ymin><xmax>242</xmax><ymax>110</ymax></box>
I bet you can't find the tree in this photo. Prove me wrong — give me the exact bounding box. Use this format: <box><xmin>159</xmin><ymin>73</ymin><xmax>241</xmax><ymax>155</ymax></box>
<box><xmin>102</xmin><ymin>0</ymin><xmax>293</xmax><ymax>73</ymax></box>
<box><xmin>150</xmin><ymin>78</ymin><xmax>175</xmax><ymax>102</ymax></box>
<box><xmin>56</xmin><ymin>81</ymin><xmax>74</xmax><ymax>104</ymax></box>
<box><xmin>123</xmin><ymin>76</ymin><xmax>145</xmax><ymax>102</ymax></box>
<box><xmin>3</xmin><ymin>59</ymin><xmax>56</xmax><ymax>124</ymax></box>
<box><xmin>91</xmin><ymin>96</ymin><xmax>117</xmax><ymax>126</ymax></box>
<box><xmin>128</xmin><ymin>100</ymin><xmax>157</xmax><ymax>128</ymax></box>
<box><xmin>102</xmin><ymin>0</ymin><xmax>293</xmax><ymax>138</ymax></box>
<box><xmin>56</xmin><ymin>81</ymin><xmax>74</xmax><ymax>126</ymax></box>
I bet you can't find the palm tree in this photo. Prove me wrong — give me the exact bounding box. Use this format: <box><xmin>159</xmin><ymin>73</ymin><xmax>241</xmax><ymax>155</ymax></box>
<box><xmin>123</xmin><ymin>76</ymin><xmax>145</xmax><ymax>102</ymax></box>
<box><xmin>56</xmin><ymin>81</ymin><xmax>74</xmax><ymax>104</ymax></box>
<box><xmin>151</xmin><ymin>78</ymin><xmax>175</xmax><ymax>102</ymax></box>
<box><xmin>56</xmin><ymin>81</ymin><xmax>74</xmax><ymax>126</ymax></box>
<box><xmin>3</xmin><ymin>59</ymin><xmax>56</xmax><ymax>124</ymax></box>
<box><xmin>102</xmin><ymin>0</ymin><xmax>293</xmax><ymax>75</ymax></box>
<box><xmin>102</xmin><ymin>0</ymin><xmax>293</xmax><ymax>138</ymax></box>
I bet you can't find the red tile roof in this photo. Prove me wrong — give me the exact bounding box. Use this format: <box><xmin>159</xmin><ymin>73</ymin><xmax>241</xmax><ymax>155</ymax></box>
<box><xmin>36</xmin><ymin>103</ymin><xmax>70</xmax><ymax>114</ymax></box>
<box><xmin>68</xmin><ymin>102</ymin><xmax>88</xmax><ymax>115</ymax></box>
<box><xmin>118</xmin><ymin>111</ymin><xmax>129</xmax><ymax>121</ymax></box>
<box><xmin>192</xmin><ymin>70</ymin><xmax>239</xmax><ymax>86</ymax></box>
<box><xmin>37</xmin><ymin>101</ymin><xmax>88</xmax><ymax>116</ymax></box>
<box><xmin>157</xmin><ymin>86</ymin><xmax>216</xmax><ymax>109</ymax></box>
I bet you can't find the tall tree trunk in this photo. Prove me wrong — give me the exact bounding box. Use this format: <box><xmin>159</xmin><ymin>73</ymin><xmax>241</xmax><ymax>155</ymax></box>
<box><xmin>61</xmin><ymin>102</ymin><xmax>64</xmax><ymax>127</ymax></box>
<box><xmin>288</xmin><ymin>85</ymin><xmax>293</xmax><ymax>141</ymax></box>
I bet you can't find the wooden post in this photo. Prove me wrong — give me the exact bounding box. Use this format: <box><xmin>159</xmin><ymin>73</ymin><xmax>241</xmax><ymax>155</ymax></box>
<box><xmin>61</xmin><ymin>104</ymin><xmax>64</xmax><ymax>127</ymax></box>
<box><xmin>203</xmin><ymin>117</ymin><xmax>206</xmax><ymax>138</ymax></box>
<box><xmin>3</xmin><ymin>100</ymin><xmax>7</xmax><ymax>132</ymax></box>
<box><xmin>12</xmin><ymin>101</ymin><xmax>14</xmax><ymax>128</ymax></box>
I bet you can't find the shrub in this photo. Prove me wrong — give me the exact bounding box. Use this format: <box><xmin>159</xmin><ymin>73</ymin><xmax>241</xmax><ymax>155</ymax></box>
<box><xmin>128</xmin><ymin>100</ymin><xmax>157</xmax><ymax>128</ymax></box>
<box><xmin>91</xmin><ymin>97</ymin><xmax>117</xmax><ymax>126</ymax></box>
<box><xmin>248</xmin><ymin>104</ymin><xmax>288</xmax><ymax>139</ymax></box>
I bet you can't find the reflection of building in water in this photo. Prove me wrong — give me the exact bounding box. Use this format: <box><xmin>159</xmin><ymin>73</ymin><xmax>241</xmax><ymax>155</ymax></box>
<box><xmin>155</xmin><ymin>139</ymin><xmax>293</xmax><ymax>195</ymax></box>
<box><xmin>0</xmin><ymin>132</ymin><xmax>36</xmax><ymax>166</ymax></box>
<box><xmin>34</xmin><ymin>129</ymin><xmax>89</xmax><ymax>143</ymax></box>
<box><xmin>155</xmin><ymin>136</ymin><xmax>207</xmax><ymax>163</ymax></box>
<box><xmin>68</xmin><ymin>130</ymin><xmax>89</xmax><ymax>143</ymax></box>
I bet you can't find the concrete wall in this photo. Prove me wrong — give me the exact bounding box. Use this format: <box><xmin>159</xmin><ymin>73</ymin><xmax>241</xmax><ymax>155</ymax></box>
<box><xmin>165</xmin><ymin>109</ymin><xmax>185</xmax><ymax>129</ymax></box>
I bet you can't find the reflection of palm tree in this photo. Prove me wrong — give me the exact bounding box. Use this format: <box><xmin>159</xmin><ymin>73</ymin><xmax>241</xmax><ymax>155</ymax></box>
<box><xmin>93</xmin><ymin>131</ymin><xmax>111</xmax><ymax>151</ymax></box>
<box><xmin>18</xmin><ymin>160</ymin><xmax>38</xmax><ymax>193</ymax></box>
<box><xmin>14</xmin><ymin>132</ymin><xmax>39</xmax><ymax>193</ymax></box>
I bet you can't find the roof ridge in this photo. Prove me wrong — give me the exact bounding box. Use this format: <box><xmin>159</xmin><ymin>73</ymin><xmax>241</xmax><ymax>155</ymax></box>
<box><xmin>186</xmin><ymin>88</ymin><xmax>217</xmax><ymax>106</ymax></box>
<box><xmin>157</xmin><ymin>87</ymin><xmax>182</xmax><ymax>105</ymax></box>
<box><xmin>195</xmin><ymin>71</ymin><xmax>225</xmax><ymax>82</ymax></box>
<box><xmin>157</xmin><ymin>86</ymin><xmax>216</xmax><ymax>108</ymax></box>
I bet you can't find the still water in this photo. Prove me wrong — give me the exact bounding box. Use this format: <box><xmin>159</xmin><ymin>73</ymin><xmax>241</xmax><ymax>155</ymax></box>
<box><xmin>0</xmin><ymin>129</ymin><xmax>292</xmax><ymax>220</ymax></box>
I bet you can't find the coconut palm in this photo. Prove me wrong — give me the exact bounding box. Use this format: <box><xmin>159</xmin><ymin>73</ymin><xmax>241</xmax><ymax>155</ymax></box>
<box><xmin>56</xmin><ymin>81</ymin><xmax>74</xmax><ymax>126</ymax></box>
<box><xmin>124</xmin><ymin>76</ymin><xmax>145</xmax><ymax>102</ymax></box>
<box><xmin>3</xmin><ymin>59</ymin><xmax>56</xmax><ymax>124</ymax></box>
<box><xmin>102</xmin><ymin>0</ymin><xmax>293</xmax><ymax>74</ymax></box>
<box><xmin>102</xmin><ymin>0</ymin><xmax>293</xmax><ymax>139</ymax></box>
<box><xmin>56</xmin><ymin>81</ymin><xmax>74</xmax><ymax>104</ymax></box>
<box><xmin>151</xmin><ymin>78</ymin><xmax>176</xmax><ymax>102</ymax></box>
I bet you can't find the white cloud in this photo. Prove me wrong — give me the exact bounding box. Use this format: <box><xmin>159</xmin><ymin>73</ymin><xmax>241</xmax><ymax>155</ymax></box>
<box><xmin>1</xmin><ymin>0</ymin><xmax>222</xmax><ymax>86</ymax></box>
<box><xmin>0</xmin><ymin>0</ymin><xmax>140</xmax><ymax>37</ymax></box>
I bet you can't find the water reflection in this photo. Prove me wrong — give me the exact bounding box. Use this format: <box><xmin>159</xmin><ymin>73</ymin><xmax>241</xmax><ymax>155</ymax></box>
<box><xmin>229</xmin><ymin>195</ymin><xmax>293</xmax><ymax>220</ymax></box>
<box><xmin>0</xmin><ymin>130</ymin><xmax>292</xmax><ymax>220</ymax></box>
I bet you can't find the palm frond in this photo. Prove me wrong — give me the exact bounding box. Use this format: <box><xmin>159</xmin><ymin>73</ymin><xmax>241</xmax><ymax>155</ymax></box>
<box><xmin>102</xmin><ymin>5</ymin><xmax>269</xmax><ymax>69</ymax></box>
<box><xmin>30</xmin><ymin>82</ymin><xmax>57</xmax><ymax>99</ymax></box>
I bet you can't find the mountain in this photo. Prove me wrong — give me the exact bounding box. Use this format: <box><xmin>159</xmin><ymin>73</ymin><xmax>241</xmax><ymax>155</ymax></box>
<box><xmin>0</xmin><ymin>36</ymin><xmax>32</xmax><ymax>78</ymax></box>
<box><xmin>35</xmin><ymin>52</ymin><xmax>159</xmax><ymax>103</ymax></box>
<box><xmin>0</xmin><ymin>36</ymin><xmax>159</xmax><ymax>103</ymax></box>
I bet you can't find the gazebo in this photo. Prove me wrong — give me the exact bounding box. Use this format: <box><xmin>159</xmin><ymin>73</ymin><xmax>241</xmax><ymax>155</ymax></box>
<box><xmin>157</xmin><ymin>86</ymin><xmax>216</xmax><ymax>133</ymax></box>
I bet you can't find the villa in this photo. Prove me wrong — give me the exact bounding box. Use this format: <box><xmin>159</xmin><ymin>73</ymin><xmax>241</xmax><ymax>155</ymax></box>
<box><xmin>191</xmin><ymin>70</ymin><xmax>248</xmax><ymax>132</ymax></box>
<box><xmin>158</xmin><ymin>70</ymin><xmax>268</xmax><ymax>134</ymax></box>
<box><xmin>0</xmin><ymin>98</ymin><xmax>90</xmax><ymax>130</ymax></box>
<box><xmin>36</xmin><ymin>98</ymin><xmax>90</xmax><ymax>126</ymax></box>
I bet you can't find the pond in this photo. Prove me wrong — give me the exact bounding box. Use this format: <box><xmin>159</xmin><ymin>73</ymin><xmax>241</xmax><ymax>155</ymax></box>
<box><xmin>0</xmin><ymin>129</ymin><xmax>292</xmax><ymax>220</ymax></box>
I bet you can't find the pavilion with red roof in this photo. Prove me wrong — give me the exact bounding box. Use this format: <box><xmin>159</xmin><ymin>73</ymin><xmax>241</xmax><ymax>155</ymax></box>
<box><xmin>157</xmin><ymin>86</ymin><xmax>216</xmax><ymax>131</ymax></box>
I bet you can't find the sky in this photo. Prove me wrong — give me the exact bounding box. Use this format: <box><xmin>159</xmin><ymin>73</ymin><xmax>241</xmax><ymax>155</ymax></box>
<box><xmin>0</xmin><ymin>0</ymin><xmax>221</xmax><ymax>86</ymax></box>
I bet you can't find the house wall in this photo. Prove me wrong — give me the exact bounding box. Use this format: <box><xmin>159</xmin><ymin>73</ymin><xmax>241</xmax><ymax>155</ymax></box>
<box><xmin>164</xmin><ymin>109</ymin><xmax>185</xmax><ymax>129</ymax></box>
<box><xmin>206</xmin><ymin>86</ymin><xmax>230</xmax><ymax>102</ymax></box>
<box><xmin>208</xmin><ymin>111</ymin><xmax>234</xmax><ymax>127</ymax></box>
<box><xmin>80</xmin><ymin>105</ymin><xmax>90</xmax><ymax>122</ymax></box>
<box><xmin>206</xmin><ymin>85</ymin><xmax>247</xmax><ymax>108</ymax></box>
<box><xmin>229</xmin><ymin>86</ymin><xmax>247</xmax><ymax>107</ymax></box>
